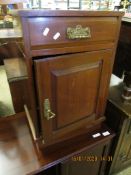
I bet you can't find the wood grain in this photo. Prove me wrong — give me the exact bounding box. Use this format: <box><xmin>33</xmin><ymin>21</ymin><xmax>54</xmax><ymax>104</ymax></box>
<box><xmin>0</xmin><ymin>114</ymin><xmax>115</xmax><ymax>175</ymax></box>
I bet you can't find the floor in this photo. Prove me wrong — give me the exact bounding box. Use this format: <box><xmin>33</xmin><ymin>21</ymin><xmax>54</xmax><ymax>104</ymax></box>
<box><xmin>113</xmin><ymin>166</ymin><xmax>131</xmax><ymax>175</ymax></box>
<box><xmin>0</xmin><ymin>65</ymin><xmax>15</xmax><ymax>117</ymax></box>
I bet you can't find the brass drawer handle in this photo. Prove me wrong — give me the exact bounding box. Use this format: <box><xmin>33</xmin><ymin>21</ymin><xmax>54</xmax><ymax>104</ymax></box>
<box><xmin>44</xmin><ymin>99</ymin><xmax>55</xmax><ymax>120</ymax></box>
<box><xmin>67</xmin><ymin>25</ymin><xmax>91</xmax><ymax>39</ymax></box>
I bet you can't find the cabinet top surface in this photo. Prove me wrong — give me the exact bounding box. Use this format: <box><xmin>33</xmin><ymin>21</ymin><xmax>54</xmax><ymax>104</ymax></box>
<box><xmin>18</xmin><ymin>9</ymin><xmax>124</xmax><ymax>17</ymax></box>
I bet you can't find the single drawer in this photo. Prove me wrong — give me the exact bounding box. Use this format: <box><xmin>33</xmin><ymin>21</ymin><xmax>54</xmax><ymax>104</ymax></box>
<box><xmin>28</xmin><ymin>17</ymin><xmax>118</xmax><ymax>48</ymax></box>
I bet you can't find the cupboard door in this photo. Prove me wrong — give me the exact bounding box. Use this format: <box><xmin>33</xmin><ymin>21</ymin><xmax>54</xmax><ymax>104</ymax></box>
<box><xmin>34</xmin><ymin>50</ymin><xmax>113</xmax><ymax>145</ymax></box>
<box><xmin>60</xmin><ymin>141</ymin><xmax>111</xmax><ymax>175</ymax></box>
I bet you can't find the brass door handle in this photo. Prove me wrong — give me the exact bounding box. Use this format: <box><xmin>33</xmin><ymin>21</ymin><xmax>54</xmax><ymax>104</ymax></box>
<box><xmin>44</xmin><ymin>99</ymin><xmax>55</xmax><ymax>120</ymax></box>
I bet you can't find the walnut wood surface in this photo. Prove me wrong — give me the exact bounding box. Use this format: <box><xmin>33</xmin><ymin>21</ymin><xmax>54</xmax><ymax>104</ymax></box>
<box><xmin>0</xmin><ymin>114</ymin><xmax>115</xmax><ymax>175</ymax></box>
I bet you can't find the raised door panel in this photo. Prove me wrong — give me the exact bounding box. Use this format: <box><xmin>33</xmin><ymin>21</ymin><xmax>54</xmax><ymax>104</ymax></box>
<box><xmin>52</xmin><ymin>62</ymin><xmax>100</xmax><ymax>128</ymax></box>
<box><xmin>34</xmin><ymin>50</ymin><xmax>113</xmax><ymax>145</ymax></box>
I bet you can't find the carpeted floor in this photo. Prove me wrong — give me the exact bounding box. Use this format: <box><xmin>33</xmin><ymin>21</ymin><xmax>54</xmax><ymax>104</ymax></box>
<box><xmin>0</xmin><ymin>65</ymin><xmax>15</xmax><ymax>117</ymax></box>
<box><xmin>112</xmin><ymin>166</ymin><xmax>131</xmax><ymax>175</ymax></box>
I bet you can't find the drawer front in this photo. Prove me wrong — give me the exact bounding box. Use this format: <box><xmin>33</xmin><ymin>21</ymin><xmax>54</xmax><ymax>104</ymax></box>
<box><xmin>28</xmin><ymin>17</ymin><xmax>118</xmax><ymax>48</ymax></box>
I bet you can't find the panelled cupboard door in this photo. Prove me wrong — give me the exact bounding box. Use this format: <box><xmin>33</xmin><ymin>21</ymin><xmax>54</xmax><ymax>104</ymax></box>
<box><xmin>60</xmin><ymin>142</ymin><xmax>110</xmax><ymax>175</ymax></box>
<box><xmin>34</xmin><ymin>50</ymin><xmax>113</xmax><ymax>145</ymax></box>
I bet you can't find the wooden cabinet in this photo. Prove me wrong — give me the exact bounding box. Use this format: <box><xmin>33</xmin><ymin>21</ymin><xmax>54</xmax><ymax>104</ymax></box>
<box><xmin>105</xmin><ymin>75</ymin><xmax>131</xmax><ymax>174</ymax></box>
<box><xmin>60</xmin><ymin>140</ymin><xmax>112</xmax><ymax>175</ymax></box>
<box><xmin>19</xmin><ymin>10</ymin><xmax>123</xmax><ymax>147</ymax></box>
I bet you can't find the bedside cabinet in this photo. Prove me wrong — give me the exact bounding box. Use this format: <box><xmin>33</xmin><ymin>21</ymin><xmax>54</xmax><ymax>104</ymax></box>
<box><xmin>19</xmin><ymin>10</ymin><xmax>123</xmax><ymax>147</ymax></box>
<box><xmin>105</xmin><ymin>75</ymin><xmax>131</xmax><ymax>174</ymax></box>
